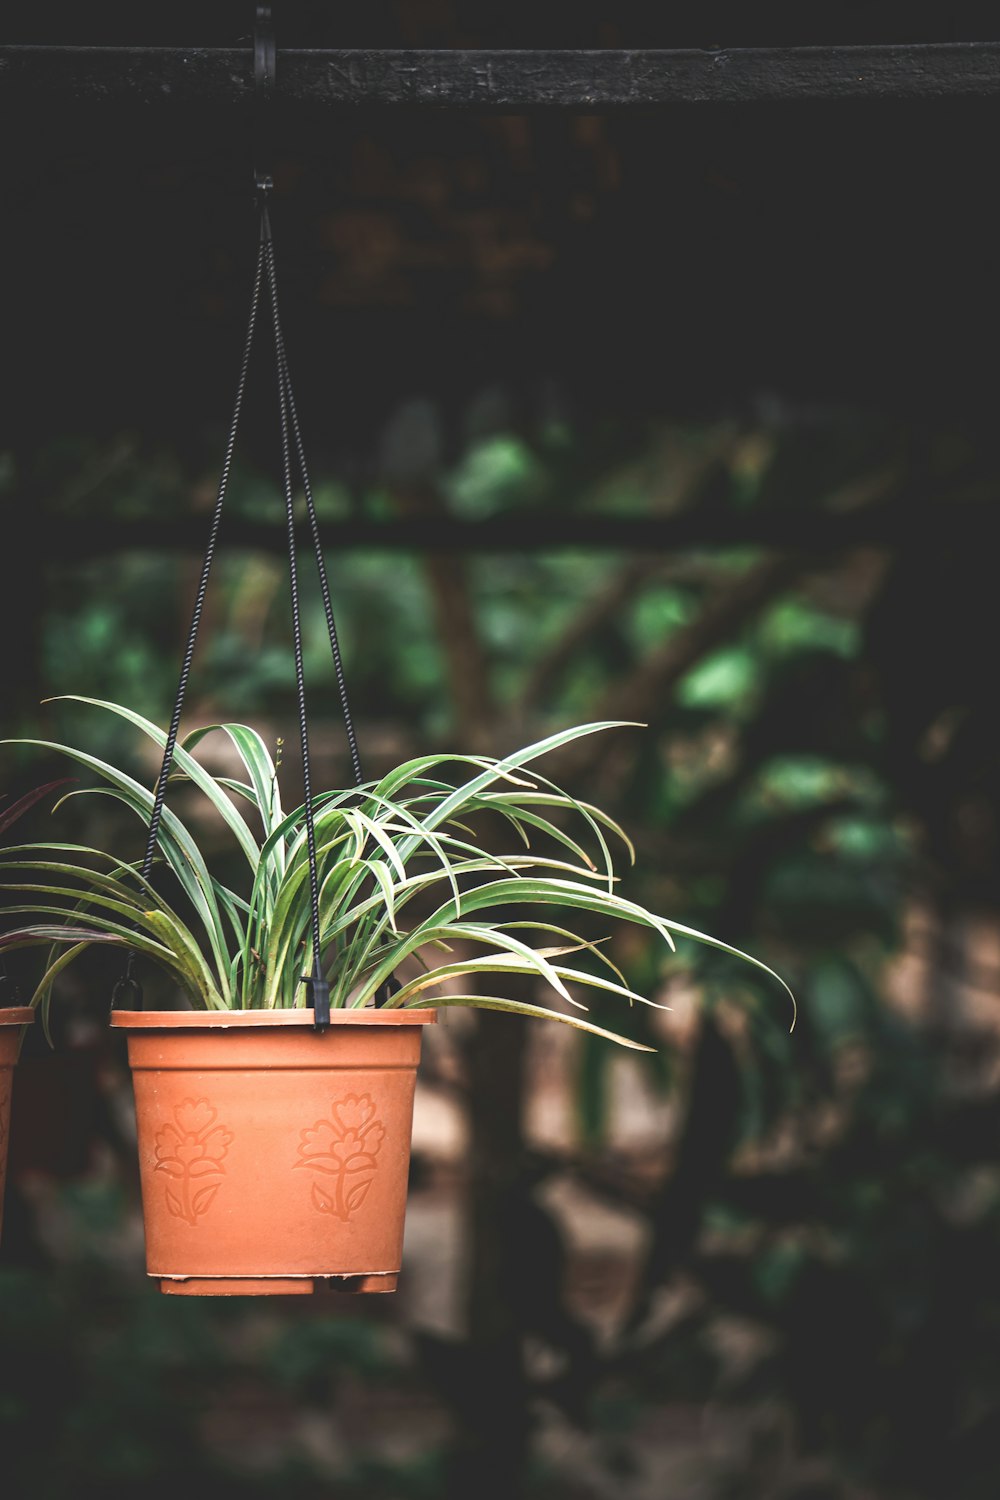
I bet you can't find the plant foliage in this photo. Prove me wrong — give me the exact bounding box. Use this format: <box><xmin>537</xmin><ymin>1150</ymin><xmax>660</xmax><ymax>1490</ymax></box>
<box><xmin>1</xmin><ymin>699</ymin><xmax>791</xmax><ymax>1045</ymax></box>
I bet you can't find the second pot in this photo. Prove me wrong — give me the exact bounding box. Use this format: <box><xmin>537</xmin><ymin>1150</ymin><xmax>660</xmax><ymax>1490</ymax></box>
<box><xmin>0</xmin><ymin>1006</ymin><xmax>33</xmax><ymax>1242</ymax></box>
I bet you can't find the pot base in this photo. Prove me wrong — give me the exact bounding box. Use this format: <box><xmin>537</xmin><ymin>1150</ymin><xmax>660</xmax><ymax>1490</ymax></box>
<box><xmin>157</xmin><ymin>1272</ymin><xmax>400</xmax><ymax>1296</ymax></box>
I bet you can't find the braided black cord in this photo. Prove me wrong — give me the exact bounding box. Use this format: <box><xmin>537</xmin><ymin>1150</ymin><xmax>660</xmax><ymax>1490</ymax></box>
<box><xmin>266</xmin><ymin>212</ymin><xmax>397</xmax><ymax>1012</ymax></box>
<box><xmin>262</xmin><ymin>206</ymin><xmax>330</xmax><ymax>1028</ymax></box>
<box><xmin>273</xmin><ymin>323</ymin><xmax>365</xmax><ymax>789</ymax></box>
<box><xmin>116</xmin><ymin>232</ymin><xmax>266</xmax><ymax>1003</ymax></box>
<box><xmin>117</xmin><ymin>194</ymin><xmax>375</xmax><ymax>1025</ymax></box>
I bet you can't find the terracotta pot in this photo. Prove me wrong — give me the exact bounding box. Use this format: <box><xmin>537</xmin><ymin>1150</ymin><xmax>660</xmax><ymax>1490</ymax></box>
<box><xmin>0</xmin><ymin>1007</ymin><xmax>33</xmax><ymax>1241</ymax></box>
<box><xmin>110</xmin><ymin>1008</ymin><xmax>435</xmax><ymax>1296</ymax></box>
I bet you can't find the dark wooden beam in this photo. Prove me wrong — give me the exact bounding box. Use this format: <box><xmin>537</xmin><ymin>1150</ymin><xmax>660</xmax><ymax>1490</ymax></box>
<box><xmin>2</xmin><ymin>43</ymin><xmax>1000</xmax><ymax>110</ymax></box>
<box><xmin>35</xmin><ymin>498</ymin><xmax>992</xmax><ymax>557</ymax></box>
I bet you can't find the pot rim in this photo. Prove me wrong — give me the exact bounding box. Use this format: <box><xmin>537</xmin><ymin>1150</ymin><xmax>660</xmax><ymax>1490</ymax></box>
<box><xmin>0</xmin><ymin>1007</ymin><xmax>34</xmax><ymax>1026</ymax></box>
<box><xmin>110</xmin><ymin>1007</ymin><xmax>436</xmax><ymax>1030</ymax></box>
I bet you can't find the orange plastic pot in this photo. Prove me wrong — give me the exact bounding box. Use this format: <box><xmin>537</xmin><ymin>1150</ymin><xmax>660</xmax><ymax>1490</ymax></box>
<box><xmin>110</xmin><ymin>1008</ymin><xmax>435</xmax><ymax>1296</ymax></box>
<box><xmin>0</xmin><ymin>1006</ymin><xmax>33</xmax><ymax>1241</ymax></box>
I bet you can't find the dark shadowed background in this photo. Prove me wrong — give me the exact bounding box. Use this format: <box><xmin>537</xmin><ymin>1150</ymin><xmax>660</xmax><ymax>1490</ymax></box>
<box><xmin>4</xmin><ymin>5</ymin><xmax>1000</xmax><ymax>1498</ymax></box>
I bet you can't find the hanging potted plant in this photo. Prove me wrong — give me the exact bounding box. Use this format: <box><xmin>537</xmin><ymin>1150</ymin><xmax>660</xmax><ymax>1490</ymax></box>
<box><xmin>1</xmin><ymin>699</ymin><xmax>791</xmax><ymax>1294</ymax></box>
<box><xmin>0</xmin><ymin>22</ymin><xmax>791</xmax><ymax>1288</ymax></box>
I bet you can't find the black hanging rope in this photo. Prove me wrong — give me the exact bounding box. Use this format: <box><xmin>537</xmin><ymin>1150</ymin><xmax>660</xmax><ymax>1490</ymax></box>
<box><xmin>265</xmin><ymin>206</ymin><xmax>398</xmax><ymax>1014</ymax></box>
<box><xmin>272</xmin><ymin>313</ymin><xmax>364</xmax><ymax>789</ymax></box>
<box><xmin>113</xmin><ymin>5</ymin><xmax>388</xmax><ymax>1027</ymax></box>
<box><xmin>112</xmin><ymin>235</ymin><xmax>266</xmax><ymax>1011</ymax></box>
<box><xmin>266</xmin><ymin>212</ymin><xmax>399</xmax><ymax>1012</ymax></box>
<box><xmin>113</xmin><ymin>201</ymin><xmax>349</xmax><ymax>1026</ymax></box>
<box><xmin>262</xmin><ymin>201</ymin><xmax>329</xmax><ymax>1027</ymax></box>
<box><xmin>112</xmin><ymin>199</ymin><xmax>352</xmax><ymax>1026</ymax></box>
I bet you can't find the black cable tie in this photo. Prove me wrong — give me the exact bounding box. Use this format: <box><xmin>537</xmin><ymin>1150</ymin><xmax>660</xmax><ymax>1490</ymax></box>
<box><xmin>306</xmin><ymin>973</ymin><xmax>331</xmax><ymax>1030</ymax></box>
<box><xmin>378</xmin><ymin>975</ymin><xmax>402</xmax><ymax>1006</ymax></box>
<box><xmin>111</xmin><ymin>975</ymin><xmax>143</xmax><ymax>1010</ymax></box>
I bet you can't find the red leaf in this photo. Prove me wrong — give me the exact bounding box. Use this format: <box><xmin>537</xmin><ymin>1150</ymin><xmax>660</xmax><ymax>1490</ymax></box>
<box><xmin>0</xmin><ymin>779</ymin><xmax>76</xmax><ymax>836</ymax></box>
<box><xmin>0</xmin><ymin>926</ymin><xmax>122</xmax><ymax>950</ymax></box>
<box><xmin>166</xmin><ymin>1189</ymin><xmax>184</xmax><ymax>1219</ymax></box>
<box><xmin>188</xmin><ymin>1158</ymin><xmax>224</xmax><ymax>1177</ymax></box>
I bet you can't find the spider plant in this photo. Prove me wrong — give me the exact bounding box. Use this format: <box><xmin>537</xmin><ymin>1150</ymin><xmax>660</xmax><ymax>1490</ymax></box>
<box><xmin>0</xmin><ymin>697</ymin><xmax>793</xmax><ymax>1048</ymax></box>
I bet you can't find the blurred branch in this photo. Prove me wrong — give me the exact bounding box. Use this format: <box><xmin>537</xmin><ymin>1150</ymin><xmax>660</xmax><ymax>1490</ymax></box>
<box><xmin>48</xmin><ymin>484</ymin><xmax>1000</xmax><ymax>561</ymax></box>
<box><xmin>625</xmin><ymin>1014</ymin><xmax>744</xmax><ymax>1334</ymax></box>
<box><xmin>598</xmin><ymin>552</ymin><xmax>809</xmax><ymax>721</ymax></box>
<box><xmin>550</xmin><ymin>549</ymin><xmax>811</xmax><ymax>789</ymax></box>
<box><xmin>384</xmin><ymin>484</ymin><xmax>534</xmax><ymax>1495</ymax></box>
<box><xmin>450</xmin><ymin>1004</ymin><xmax>531</xmax><ymax>1497</ymax></box>
<box><xmin>391</xmin><ymin>481</ymin><xmax>497</xmax><ymax>744</ymax></box>
<box><xmin>516</xmin><ymin>444</ymin><xmax>737</xmax><ymax>715</ymax></box>
<box><xmin>553</xmin><ymin>470</ymin><xmax>898</xmax><ymax>783</ymax></box>
<box><xmin>632</xmin><ymin>796</ymin><xmax>862</xmax><ymax>873</ymax></box>
<box><xmin>518</xmin><ymin>555</ymin><xmax>663</xmax><ymax>715</ymax></box>
<box><xmin>49</xmin><ymin>437</ymin><xmax>137</xmax><ymax>512</ymax></box>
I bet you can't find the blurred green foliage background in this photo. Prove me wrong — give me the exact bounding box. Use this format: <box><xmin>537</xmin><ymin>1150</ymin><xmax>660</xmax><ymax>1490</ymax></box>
<box><xmin>6</xmin><ymin>6</ymin><xmax>1000</xmax><ymax>1495</ymax></box>
<box><xmin>6</xmin><ymin>403</ymin><xmax>1000</xmax><ymax>1500</ymax></box>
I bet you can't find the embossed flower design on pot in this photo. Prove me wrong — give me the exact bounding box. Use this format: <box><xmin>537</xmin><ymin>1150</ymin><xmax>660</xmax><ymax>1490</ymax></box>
<box><xmin>153</xmin><ymin>1098</ymin><xmax>232</xmax><ymax>1226</ymax></box>
<box><xmin>296</xmin><ymin>1093</ymin><xmax>385</xmax><ymax>1220</ymax></box>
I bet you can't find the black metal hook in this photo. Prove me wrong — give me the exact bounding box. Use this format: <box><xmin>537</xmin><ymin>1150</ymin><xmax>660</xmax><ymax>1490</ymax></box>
<box><xmin>254</xmin><ymin>3</ymin><xmax>276</xmax><ymax>197</ymax></box>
